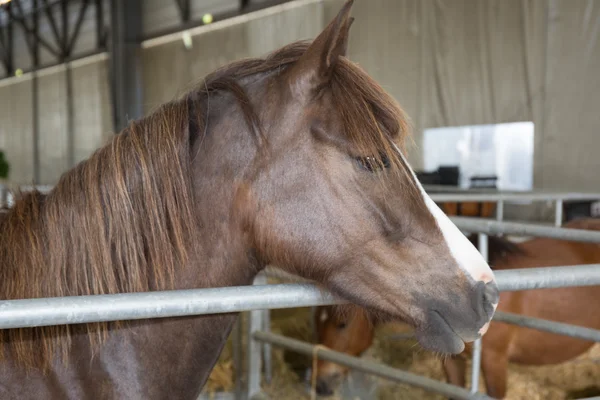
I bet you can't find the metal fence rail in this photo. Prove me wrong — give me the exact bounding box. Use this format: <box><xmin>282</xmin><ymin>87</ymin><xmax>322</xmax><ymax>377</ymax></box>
<box><xmin>0</xmin><ymin>283</ymin><xmax>344</xmax><ymax>329</ymax></box>
<box><xmin>430</xmin><ymin>192</ymin><xmax>600</xmax><ymax>202</ymax></box>
<box><xmin>493</xmin><ymin>311</ymin><xmax>600</xmax><ymax>342</ymax></box>
<box><xmin>494</xmin><ymin>264</ymin><xmax>600</xmax><ymax>291</ymax></box>
<box><xmin>1</xmin><ymin>264</ymin><xmax>600</xmax><ymax>329</ymax></box>
<box><xmin>451</xmin><ymin>217</ymin><xmax>600</xmax><ymax>243</ymax></box>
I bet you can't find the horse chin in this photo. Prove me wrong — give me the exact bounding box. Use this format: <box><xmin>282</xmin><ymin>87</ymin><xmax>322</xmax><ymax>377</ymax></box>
<box><xmin>414</xmin><ymin>311</ymin><xmax>466</xmax><ymax>355</ymax></box>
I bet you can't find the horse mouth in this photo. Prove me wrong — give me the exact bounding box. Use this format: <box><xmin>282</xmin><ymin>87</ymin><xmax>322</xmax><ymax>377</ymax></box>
<box><xmin>414</xmin><ymin>311</ymin><xmax>466</xmax><ymax>354</ymax></box>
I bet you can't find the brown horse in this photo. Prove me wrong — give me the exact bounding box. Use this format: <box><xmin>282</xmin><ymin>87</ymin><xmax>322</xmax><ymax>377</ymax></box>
<box><xmin>313</xmin><ymin>219</ymin><xmax>600</xmax><ymax>398</ymax></box>
<box><xmin>440</xmin><ymin>201</ymin><xmax>496</xmax><ymax>218</ymax></box>
<box><xmin>0</xmin><ymin>2</ymin><xmax>497</xmax><ymax>399</ymax></box>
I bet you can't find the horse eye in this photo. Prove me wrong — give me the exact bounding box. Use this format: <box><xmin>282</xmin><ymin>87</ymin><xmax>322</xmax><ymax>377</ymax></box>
<box><xmin>356</xmin><ymin>154</ymin><xmax>391</xmax><ymax>172</ymax></box>
<box><xmin>336</xmin><ymin>322</ymin><xmax>347</xmax><ymax>330</ymax></box>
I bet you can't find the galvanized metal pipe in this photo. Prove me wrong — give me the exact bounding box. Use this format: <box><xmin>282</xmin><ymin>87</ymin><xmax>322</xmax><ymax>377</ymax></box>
<box><xmin>252</xmin><ymin>331</ymin><xmax>491</xmax><ymax>400</ymax></box>
<box><xmin>495</xmin><ymin>264</ymin><xmax>600</xmax><ymax>291</ymax></box>
<box><xmin>431</xmin><ymin>193</ymin><xmax>600</xmax><ymax>202</ymax></box>
<box><xmin>470</xmin><ymin>233</ymin><xmax>489</xmax><ymax>394</ymax></box>
<box><xmin>451</xmin><ymin>217</ymin><xmax>600</xmax><ymax>243</ymax></box>
<box><xmin>0</xmin><ymin>283</ymin><xmax>345</xmax><ymax>330</ymax></box>
<box><xmin>493</xmin><ymin>311</ymin><xmax>600</xmax><ymax>343</ymax></box>
<box><xmin>496</xmin><ymin>200</ymin><xmax>504</xmax><ymax>222</ymax></box>
<box><xmin>247</xmin><ymin>275</ymin><xmax>266</xmax><ymax>399</ymax></box>
<box><xmin>1</xmin><ymin>265</ymin><xmax>600</xmax><ymax>330</ymax></box>
<box><xmin>470</xmin><ymin>338</ymin><xmax>482</xmax><ymax>394</ymax></box>
<box><xmin>422</xmin><ymin>184</ymin><xmax>499</xmax><ymax>194</ymax></box>
<box><xmin>232</xmin><ymin>318</ymin><xmax>243</xmax><ymax>400</ymax></box>
<box><xmin>262</xmin><ymin>308</ymin><xmax>272</xmax><ymax>385</ymax></box>
<box><xmin>478</xmin><ymin>234</ymin><xmax>489</xmax><ymax>261</ymax></box>
<box><xmin>555</xmin><ymin>199</ymin><xmax>564</xmax><ymax>227</ymax></box>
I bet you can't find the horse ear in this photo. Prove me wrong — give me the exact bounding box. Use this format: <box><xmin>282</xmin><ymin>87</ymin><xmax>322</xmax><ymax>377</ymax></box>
<box><xmin>287</xmin><ymin>0</ymin><xmax>354</xmax><ymax>99</ymax></box>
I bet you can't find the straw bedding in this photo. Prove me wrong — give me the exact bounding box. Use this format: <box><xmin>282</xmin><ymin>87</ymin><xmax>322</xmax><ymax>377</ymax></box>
<box><xmin>202</xmin><ymin>306</ymin><xmax>600</xmax><ymax>399</ymax></box>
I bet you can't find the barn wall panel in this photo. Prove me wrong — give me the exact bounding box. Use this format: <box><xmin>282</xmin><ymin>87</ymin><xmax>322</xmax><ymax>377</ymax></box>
<box><xmin>0</xmin><ymin>80</ymin><xmax>34</xmax><ymax>184</ymax></box>
<box><xmin>0</xmin><ymin>0</ymin><xmax>598</xmax><ymax>206</ymax></box>
<box><xmin>37</xmin><ymin>70</ymin><xmax>69</xmax><ymax>184</ymax></box>
<box><xmin>72</xmin><ymin>60</ymin><xmax>113</xmax><ymax>165</ymax></box>
<box><xmin>142</xmin><ymin>0</ymin><xmax>324</xmax><ymax>112</ymax></box>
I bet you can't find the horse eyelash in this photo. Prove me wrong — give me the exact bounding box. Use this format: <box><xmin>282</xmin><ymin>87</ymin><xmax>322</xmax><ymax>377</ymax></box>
<box><xmin>355</xmin><ymin>154</ymin><xmax>391</xmax><ymax>173</ymax></box>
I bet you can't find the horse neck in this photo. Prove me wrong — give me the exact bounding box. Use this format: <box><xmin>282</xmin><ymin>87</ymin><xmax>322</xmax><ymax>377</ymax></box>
<box><xmin>179</xmin><ymin>91</ymin><xmax>265</xmax><ymax>290</ymax></box>
<box><xmin>175</xmin><ymin>221</ymin><xmax>258</xmax><ymax>290</ymax></box>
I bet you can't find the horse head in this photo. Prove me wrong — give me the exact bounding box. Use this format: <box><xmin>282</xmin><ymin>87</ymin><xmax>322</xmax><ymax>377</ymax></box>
<box><xmin>239</xmin><ymin>0</ymin><xmax>497</xmax><ymax>355</ymax></box>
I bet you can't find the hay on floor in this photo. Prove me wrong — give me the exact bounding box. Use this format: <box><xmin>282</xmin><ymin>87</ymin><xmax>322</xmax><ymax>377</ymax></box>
<box><xmin>202</xmin><ymin>274</ymin><xmax>600</xmax><ymax>399</ymax></box>
<box><xmin>204</xmin><ymin>305</ymin><xmax>600</xmax><ymax>399</ymax></box>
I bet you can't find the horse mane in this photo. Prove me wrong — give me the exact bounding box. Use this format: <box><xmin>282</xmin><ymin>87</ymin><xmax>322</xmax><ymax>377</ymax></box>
<box><xmin>0</xmin><ymin>96</ymin><xmax>199</xmax><ymax>370</ymax></box>
<box><xmin>0</xmin><ymin>40</ymin><xmax>412</xmax><ymax>370</ymax></box>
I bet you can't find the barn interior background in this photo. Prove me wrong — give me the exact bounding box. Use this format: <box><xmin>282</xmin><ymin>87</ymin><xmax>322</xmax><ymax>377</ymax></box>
<box><xmin>1</xmin><ymin>1</ymin><xmax>600</xmax><ymax>399</ymax></box>
<box><xmin>0</xmin><ymin>1</ymin><xmax>598</xmax><ymax>207</ymax></box>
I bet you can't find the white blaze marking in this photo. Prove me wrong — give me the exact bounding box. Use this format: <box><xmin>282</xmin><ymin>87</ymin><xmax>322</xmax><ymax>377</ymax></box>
<box><xmin>479</xmin><ymin>321</ymin><xmax>490</xmax><ymax>335</ymax></box>
<box><xmin>421</xmin><ymin>192</ymin><xmax>495</xmax><ymax>283</ymax></box>
<box><xmin>392</xmin><ymin>144</ymin><xmax>495</xmax><ymax>284</ymax></box>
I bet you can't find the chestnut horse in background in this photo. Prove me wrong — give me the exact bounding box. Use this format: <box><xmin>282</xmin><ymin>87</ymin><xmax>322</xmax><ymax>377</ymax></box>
<box><xmin>313</xmin><ymin>218</ymin><xmax>600</xmax><ymax>398</ymax></box>
<box><xmin>440</xmin><ymin>201</ymin><xmax>496</xmax><ymax>219</ymax></box>
<box><xmin>0</xmin><ymin>2</ymin><xmax>497</xmax><ymax>399</ymax></box>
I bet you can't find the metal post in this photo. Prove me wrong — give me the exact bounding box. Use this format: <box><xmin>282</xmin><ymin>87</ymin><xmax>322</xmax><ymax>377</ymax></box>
<box><xmin>65</xmin><ymin>61</ymin><xmax>75</xmax><ymax>167</ymax></box>
<box><xmin>470</xmin><ymin>338</ymin><xmax>482</xmax><ymax>394</ymax></box>
<box><xmin>247</xmin><ymin>273</ymin><xmax>267</xmax><ymax>399</ymax></box>
<box><xmin>109</xmin><ymin>0</ymin><xmax>143</xmax><ymax>132</ymax></box>
<box><xmin>470</xmin><ymin>233</ymin><xmax>488</xmax><ymax>394</ymax></box>
<box><xmin>32</xmin><ymin>70</ymin><xmax>40</xmax><ymax>183</ymax></box>
<box><xmin>6</xmin><ymin>191</ymin><xmax>14</xmax><ymax>207</ymax></box>
<box><xmin>555</xmin><ymin>199</ymin><xmax>563</xmax><ymax>227</ymax></box>
<box><xmin>478</xmin><ymin>233</ymin><xmax>489</xmax><ymax>261</ymax></box>
<box><xmin>232</xmin><ymin>318</ymin><xmax>243</xmax><ymax>400</ymax></box>
<box><xmin>262</xmin><ymin>308</ymin><xmax>272</xmax><ymax>384</ymax></box>
<box><xmin>1</xmin><ymin>2</ymin><xmax>15</xmax><ymax>76</ymax></box>
<box><xmin>31</xmin><ymin>0</ymin><xmax>40</xmax><ymax>184</ymax></box>
<box><xmin>0</xmin><ymin>184</ymin><xmax>7</xmax><ymax>208</ymax></box>
<box><xmin>496</xmin><ymin>200</ymin><xmax>504</xmax><ymax>222</ymax></box>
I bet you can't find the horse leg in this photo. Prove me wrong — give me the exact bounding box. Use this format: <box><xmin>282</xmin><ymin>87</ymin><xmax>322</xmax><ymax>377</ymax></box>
<box><xmin>442</xmin><ymin>355</ymin><xmax>466</xmax><ymax>399</ymax></box>
<box><xmin>481</xmin><ymin>349</ymin><xmax>508</xmax><ymax>399</ymax></box>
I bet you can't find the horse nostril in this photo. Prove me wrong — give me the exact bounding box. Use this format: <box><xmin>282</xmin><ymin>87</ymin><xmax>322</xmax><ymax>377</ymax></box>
<box><xmin>316</xmin><ymin>378</ymin><xmax>334</xmax><ymax>396</ymax></box>
<box><xmin>484</xmin><ymin>280</ymin><xmax>499</xmax><ymax>316</ymax></box>
<box><xmin>471</xmin><ymin>280</ymin><xmax>499</xmax><ymax>322</ymax></box>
